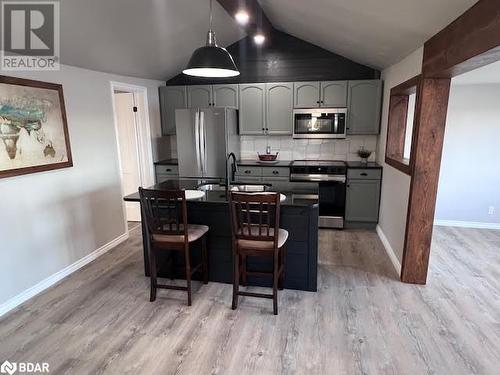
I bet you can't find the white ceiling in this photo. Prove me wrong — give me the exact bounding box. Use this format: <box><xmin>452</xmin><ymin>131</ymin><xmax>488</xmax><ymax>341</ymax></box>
<box><xmin>453</xmin><ymin>61</ymin><xmax>500</xmax><ymax>85</ymax></box>
<box><xmin>258</xmin><ymin>0</ymin><xmax>479</xmax><ymax>69</ymax></box>
<box><xmin>59</xmin><ymin>0</ymin><xmax>244</xmax><ymax>80</ymax></box>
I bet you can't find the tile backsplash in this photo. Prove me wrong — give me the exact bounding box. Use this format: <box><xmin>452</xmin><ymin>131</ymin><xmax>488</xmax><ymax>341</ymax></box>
<box><xmin>240</xmin><ymin>135</ymin><xmax>378</xmax><ymax>161</ymax></box>
<box><xmin>167</xmin><ymin>134</ymin><xmax>378</xmax><ymax>162</ymax></box>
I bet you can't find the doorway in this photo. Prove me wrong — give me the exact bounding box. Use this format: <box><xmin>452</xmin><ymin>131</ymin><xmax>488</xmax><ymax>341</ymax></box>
<box><xmin>111</xmin><ymin>82</ymin><xmax>154</xmax><ymax>225</ymax></box>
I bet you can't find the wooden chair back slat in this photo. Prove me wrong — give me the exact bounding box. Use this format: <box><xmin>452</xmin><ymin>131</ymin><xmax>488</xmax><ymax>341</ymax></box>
<box><xmin>139</xmin><ymin>188</ymin><xmax>188</xmax><ymax>239</ymax></box>
<box><xmin>229</xmin><ymin>192</ymin><xmax>280</xmax><ymax>244</ymax></box>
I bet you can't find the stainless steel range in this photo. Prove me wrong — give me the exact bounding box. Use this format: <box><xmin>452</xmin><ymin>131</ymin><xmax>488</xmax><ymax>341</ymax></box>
<box><xmin>290</xmin><ymin>160</ymin><xmax>347</xmax><ymax>229</ymax></box>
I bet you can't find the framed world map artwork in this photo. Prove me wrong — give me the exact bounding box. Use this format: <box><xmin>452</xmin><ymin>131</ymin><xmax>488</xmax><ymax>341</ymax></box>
<box><xmin>0</xmin><ymin>75</ymin><xmax>73</xmax><ymax>178</ymax></box>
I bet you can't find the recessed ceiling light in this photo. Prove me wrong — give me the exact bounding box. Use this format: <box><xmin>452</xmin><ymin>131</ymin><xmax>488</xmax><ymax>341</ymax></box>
<box><xmin>253</xmin><ymin>33</ymin><xmax>265</xmax><ymax>45</ymax></box>
<box><xmin>235</xmin><ymin>10</ymin><xmax>249</xmax><ymax>25</ymax></box>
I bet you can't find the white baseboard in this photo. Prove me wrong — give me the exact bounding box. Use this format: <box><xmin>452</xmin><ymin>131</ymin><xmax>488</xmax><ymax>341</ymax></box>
<box><xmin>0</xmin><ymin>232</ymin><xmax>129</xmax><ymax>318</ymax></box>
<box><xmin>434</xmin><ymin>220</ymin><xmax>500</xmax><ymax>230</ymax></box>
<box><xmin>376</xmin><ymin>225</ymin><xmax>402</xmax><ymax>276</ymax></box>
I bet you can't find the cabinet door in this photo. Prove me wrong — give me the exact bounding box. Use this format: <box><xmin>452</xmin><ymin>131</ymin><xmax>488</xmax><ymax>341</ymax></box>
<box><xmin>345</xmin><ymin>179</ymin><xmax>381</xmax><ymax>222</ymax></box>
<box><xmin>159</xmin><ymin>86</ymin><xmax>187</xmax><ymax>135</ymax></box>
<box><xmin>320</xmin><ymin>81</ymin><xmax>347</xmax><ymax>107</ymax></box>
<box><xmin>266</xmin><ymin>82</ymin><xmax>293</xmax><ymax>135</ymax></box>
<box><xmin>294</xmin><ymin>81</ymin><xmax>320</xmax><ymax>108</ymax></box>
<box><xmin>347</xmin><ymin>80</ymin><xmax>382</xmax><ymax>135</ymax></box>
<box><xmin>187</xmin><ymin>85</ymin><xmax>213</xmax><ymax>108</ymax></box>
<box><xmin>213</xmin><ymin>84</ymin><xmax>239</xmax><ymax>108</ymax></box>
<box><xmin>239</xmin><ymin>83</ymin><xmax>266</xmax><ymax>135</ymax></box>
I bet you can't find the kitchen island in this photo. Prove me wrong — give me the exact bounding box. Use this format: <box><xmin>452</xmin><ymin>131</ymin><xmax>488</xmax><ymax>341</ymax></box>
<box><xmin>124</xmin><ymin>179</ymin><xmax>319</xmax><ymax>292</ymax></box>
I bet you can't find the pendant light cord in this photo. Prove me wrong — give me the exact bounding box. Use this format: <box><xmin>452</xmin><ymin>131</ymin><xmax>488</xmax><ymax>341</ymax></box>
<box><xmin>209</xmin><ymin>0</ymin><xmax>213</xmax><ymax>32</ymax></box>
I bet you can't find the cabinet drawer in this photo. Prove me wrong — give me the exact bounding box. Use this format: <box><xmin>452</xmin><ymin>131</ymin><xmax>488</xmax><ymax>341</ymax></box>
<box><xmin>235</xmin><ymin>166</ymin><xmax>262</xmax><ymax>177</ymax></box>
<box><xmin>155</xmin><ymin>165</ymin><xmax>178</xmax><ymax>175</ymax></box>
<box><xmin>262</xmin><ymin>167</ymin><xmax>290</xmax><ymax>177</ymax></box>
<box><xmin>156</xmin><ymin>174</ymin><xmax>177</xmax><ymax>183</ymax></box>
<box><xmin>347</xmin><ymin>168</ymin><xmax>381</xmax><ymax>180</ymax></box>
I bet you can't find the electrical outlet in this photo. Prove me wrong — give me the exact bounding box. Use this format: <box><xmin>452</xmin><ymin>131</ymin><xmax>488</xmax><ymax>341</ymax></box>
<box><xmin>488</xmin><ymin>206</ymin><xmax>495</xmax><ymax>215</ymax></box>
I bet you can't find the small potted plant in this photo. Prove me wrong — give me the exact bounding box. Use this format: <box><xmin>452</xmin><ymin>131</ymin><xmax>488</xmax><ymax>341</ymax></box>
<box><xmin>357</xmin><ymin>147</ymin><xmax>372</xmax><ymax>164</ymax></box>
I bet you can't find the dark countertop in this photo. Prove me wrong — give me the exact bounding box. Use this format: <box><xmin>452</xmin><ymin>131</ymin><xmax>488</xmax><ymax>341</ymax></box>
<box><xmin>124</xmin><ymin>179</ymin><xmax>318</xmax><ymax>207</ymax></box>
<box><xmin>154</xmin><ymin>159</ymin><xmax>178</xmax><ymax>166</ymax></box>
<box><xmin>346</xmin><ymin>161</ymin><xmax>383</xmax><ymax>169</ymax></box>
<box><xmin>237</xmin><ymin>160</ymin><xmax>293</xmax><ymax>167</ymax></box>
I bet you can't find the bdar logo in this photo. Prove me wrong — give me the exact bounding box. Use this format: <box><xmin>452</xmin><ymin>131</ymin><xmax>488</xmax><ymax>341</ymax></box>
<box><xmin>0</xmin><ymin>361</ymin><xmax>17</xmax><ymax>375</ymax></box>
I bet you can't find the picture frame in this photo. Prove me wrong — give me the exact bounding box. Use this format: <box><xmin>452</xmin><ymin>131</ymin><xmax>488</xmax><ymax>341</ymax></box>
<box><xmin>0</xmin><ymin>75</ymin><xmax>73</xmax><ymax>179</ymax></box>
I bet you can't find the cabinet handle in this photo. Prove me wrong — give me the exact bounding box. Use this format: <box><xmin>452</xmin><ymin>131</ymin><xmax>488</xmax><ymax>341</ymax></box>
<box><xmin>360</xmin><ymin>173</ymin><xmax>368</xmax><ymax>176</ymax></box>
<box><xmin>244</xmin><ymin>170</ymin><xmax>251</xmax><ymax>174</ymax></box>
<box><xmin>316</xmin><ymin>101</ymin><xmax>320</xmax><ymax>104</ymax></box>
<box><xmin>272</xmin><ymin>171</ymin><xmax>279</xmax><ymax>175</ymax></box>
<box><xmin>166</xmin><ymin>168</ymin><xmax>172</xmax><ymax>172</ymax></box>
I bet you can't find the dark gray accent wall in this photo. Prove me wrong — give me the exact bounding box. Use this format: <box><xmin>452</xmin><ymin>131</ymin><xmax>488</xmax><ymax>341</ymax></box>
<box><xmin>166</xmin><ymin>30</ymin><xmax>380</xmax><ymax>85</ymax></box>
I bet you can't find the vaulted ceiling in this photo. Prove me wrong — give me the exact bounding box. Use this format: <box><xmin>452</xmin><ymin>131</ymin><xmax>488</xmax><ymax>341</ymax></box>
<box><xmin>57</xmin><ymin>0</ymin><xmax>479</xmax><ymax>80</ymax></box>
<box><xmin>59</xmin><ymin>0</ymin><xmax>244</xmax><ymax>80</ymax></box>
<box><xmin>258</xmin><ymin>0</ymin><xmax>479</xmax><ymax>69</ymax></box>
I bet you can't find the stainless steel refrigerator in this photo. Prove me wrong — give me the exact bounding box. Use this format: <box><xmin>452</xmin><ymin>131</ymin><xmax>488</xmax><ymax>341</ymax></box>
<box><xmin>175</xmin><ymin>107</ymin><xmax>240</xmax><ymax>179</ymax></box>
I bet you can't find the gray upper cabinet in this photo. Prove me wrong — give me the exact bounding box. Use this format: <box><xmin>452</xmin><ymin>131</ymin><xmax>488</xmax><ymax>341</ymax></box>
<box><xmin>159</xmin><ymin>86</ymin><xmax>187</xmax><ymax>135</ymax></box>
<box><xmin>266</xmin><ymin>83</ymin><xmax>293</xmax><ymax>135</ymax></box>
<box><xmin>239</xmin><ymin>83</ymin><xmax>266</xmax><ymax>135</ymax></box>
<box><xmin>345</xmin><ymin>179</ymin><xmax>381</xmax><ymax>223</ymax></box>
<box><xmin>321</xmin><ymin>81</ymin><xmax>347</xmax><ymax>107</ymax></box>
<box><xmin>294</xmin><ymin>81</ymin><xmax>321</xmax><ymax>108</ymax></box>
<box><xmin>347</xmin><ymin>80</ymin><xmax>382</xmax><ymax>135</ymax></box>
<box><xmin>213</xmin><ymin>84</ymin><xmax>239</xmax><ymax>108</ymax></box>
<box><xmin>187</xmin><ymin>85</ymin><xmax>213</xmax><ymax>108</ymax></box>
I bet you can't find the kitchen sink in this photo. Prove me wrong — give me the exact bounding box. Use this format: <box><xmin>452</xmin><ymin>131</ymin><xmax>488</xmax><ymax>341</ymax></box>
<box><xmin>230</xmin><ymin>184</ymin><xmax>269</xmax><ymax>192</ymax></box>
<box><xmin>197</xmin><ymin>183</ymin><xmax>227</xmax><ymax>192</ymax></box>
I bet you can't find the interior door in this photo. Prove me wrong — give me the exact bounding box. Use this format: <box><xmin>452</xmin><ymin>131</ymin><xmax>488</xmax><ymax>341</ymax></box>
<box><xmin>114</xmin><ymin>92</ymin><xmax>142</xmax><ymax>222</ymax></box>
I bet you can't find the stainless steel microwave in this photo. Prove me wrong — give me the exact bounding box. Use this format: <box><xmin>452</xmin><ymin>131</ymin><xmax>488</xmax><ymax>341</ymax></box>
<box><xmin>293</xmin><ymin>108</ymin><xmax>347</xmax><ymax>139</ymax></box>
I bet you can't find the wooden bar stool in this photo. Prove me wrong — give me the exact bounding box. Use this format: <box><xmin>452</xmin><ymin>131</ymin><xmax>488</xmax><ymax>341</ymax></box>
<box><xmin>229</xmin><ymin>192</ymin><xmax>288</xmax><ymax>315</ymax></box>
<box><xmin>139</xmin><ymin>187</ymin><xmax>209</xmax><ymax>306</ymax></box>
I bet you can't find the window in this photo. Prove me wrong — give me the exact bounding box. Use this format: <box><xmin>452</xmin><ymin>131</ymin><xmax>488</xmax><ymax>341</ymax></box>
<box><xmin>385</xmin><ymin>75</ymin><xmax>421</xmax><ymax>175</ymax></box>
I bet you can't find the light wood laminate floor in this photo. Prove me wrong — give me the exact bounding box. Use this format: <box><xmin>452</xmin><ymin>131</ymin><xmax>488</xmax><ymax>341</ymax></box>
<box><xmin>1</xmin><ymin>226</ymin><xmax>499</xmax><ymax>374</ymax></box>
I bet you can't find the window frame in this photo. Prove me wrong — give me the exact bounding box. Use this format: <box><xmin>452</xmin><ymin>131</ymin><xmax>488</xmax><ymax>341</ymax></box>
<box><xmin>385</xmin><ymin>75</ymin><xmax>422</xmax><ymax>175</ymax></box>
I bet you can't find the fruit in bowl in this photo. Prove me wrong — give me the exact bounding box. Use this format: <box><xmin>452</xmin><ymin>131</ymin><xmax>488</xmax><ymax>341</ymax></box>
<box><xmin>258</xmin><ymin>152</ymin><xmax>279</xmax><ymax>161</ymax></box>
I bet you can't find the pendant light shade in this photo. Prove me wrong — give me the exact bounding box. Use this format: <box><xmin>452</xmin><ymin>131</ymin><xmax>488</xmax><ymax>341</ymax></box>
<box><xmin>183</xmin><ymin>0</ymin><xmax>240</xmax><ymax>78</ymax></box>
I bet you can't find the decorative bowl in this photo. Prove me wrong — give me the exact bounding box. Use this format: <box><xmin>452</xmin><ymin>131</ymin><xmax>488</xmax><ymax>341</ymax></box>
<box><xmin>258</xmin><ymin>152</ymin><xmax>279</xmax><ymax>161</ymax></box>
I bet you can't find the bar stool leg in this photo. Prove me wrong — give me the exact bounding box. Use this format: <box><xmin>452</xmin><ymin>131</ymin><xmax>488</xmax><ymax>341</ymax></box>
<box><xmin>278</xmin><ymin>246</ymin><xmax>286</xmax><ymax>291</ymax></box>
<box><xmin>202</xmin><ymin>236</ymin><xmax>208</xmax><ymax>284</ymax></box>
<box><xmin>273</xmin><ymin>251</ymin><xmax>279</xmax><ymax>315</ymax></box>
<box><xmin>185</xmin><ymin>245</ymin><xmax>192</xmax><ymax>306</ymax></box>
<box><xmin>149</xmin><ymin>249</ymin><xmax>157</xmax><ymax>302</ymax></box>
<box><xmin>241</xmin><ymin>254</ymin><xmax>248</xmax><ymax>286</ymax></box>
<box><xmin>232</xmin><ymin>251</ymin><xmax>240</xmax><ymax>310</ymax></box>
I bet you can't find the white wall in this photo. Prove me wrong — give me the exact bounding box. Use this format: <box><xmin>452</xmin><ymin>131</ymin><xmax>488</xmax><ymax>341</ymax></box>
<box><xmin>435</xmin><ymin>84</ymin><xmax>500</xmax><ymax>226</ymax></box>
<box><xmin>377</xmin><ymin>47</ymin><xmax>423</xmax><ymax>264</ymax></box>
<box><xmin>0</xmin><ymin>64</ymin><xmax>163</xmax><ymax>309</ymax></box>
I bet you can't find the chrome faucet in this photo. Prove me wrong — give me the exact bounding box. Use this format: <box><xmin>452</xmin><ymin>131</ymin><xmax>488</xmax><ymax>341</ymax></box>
<box><xmin>226</xmin><ymin>152</ymin><xmax>238</xmax><ymax>186</ymax></box>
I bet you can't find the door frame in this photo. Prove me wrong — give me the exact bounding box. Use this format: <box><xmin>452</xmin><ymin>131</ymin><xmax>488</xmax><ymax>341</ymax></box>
<box><xmin>110</xmin><ymin>82</ymin><xmax>155</xmax><ymax>232</ymax></box>
<box><xmin>399</xmin><ymin>0</ymin><xmax>500</xmax><ymax>283</ymax></box>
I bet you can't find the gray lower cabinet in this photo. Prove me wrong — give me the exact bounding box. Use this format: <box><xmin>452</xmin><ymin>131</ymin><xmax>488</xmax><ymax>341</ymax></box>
<box><xmin>345</xmin><ymin>169</ymin><xmax>381</xmax><ymax>223</ymax></box>
<box><xmin>239</xmin><ymin>84</ymin><xmax>266</xmax><ymax>135</ymax></box>
<box><xmin>321</xmin><ymin>81</ymin><xmax>347</xmax><ymax>107</ymax></box>
<box><xmin>187</xmin><ymin>85</ymin><xmax>213</xmax><ymax>108</ymax></box>
<box><xmin>294</xmin><ymin>81</ymin><xmax>321</xmax><ymax>108</ymax></box>
<box><xmin>347</xmin><ymin>80</ymin><xmax>382</xmax><ymax>135</ymax></box>
<box><xmin>155</xmin><ymin>164</ymin><xmax>179</xmax><ymax>183</ymax></box>
<box><xmin>266</xmin><ymin>83</ymin><xmax>293</xmax><ymax>135</ymax></box>
<box><xmin>213</xmin><ymin>84</ymin><xmax>238</xmax><ymax>108</ymax></box>
<box><xmin>159</xmin><ymin>86</ymin><xmax>187</xmax><ymax>135</ymax></box>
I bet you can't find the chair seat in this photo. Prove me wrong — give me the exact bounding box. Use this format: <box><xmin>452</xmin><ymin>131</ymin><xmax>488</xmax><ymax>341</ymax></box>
<box><xmin>236</xmin><ymin>228</ymin><xmax>288</xmax><ymax>250</ymax></box>
<box><xmin>152</xmin><ymin>224</ymin><xmax>209</xmax><ymax>243</ymax></box>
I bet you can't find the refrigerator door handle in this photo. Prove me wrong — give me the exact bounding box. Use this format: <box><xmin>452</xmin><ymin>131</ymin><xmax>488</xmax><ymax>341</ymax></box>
<box><xmin>194</xmin><ymin>110</ymin><xmax>201</xmax><ymax>175</ymax></box>
<box><xmin>200</xmin><ymin>111</ymin><xmax>206</xmax><ymax>175</ymax></box>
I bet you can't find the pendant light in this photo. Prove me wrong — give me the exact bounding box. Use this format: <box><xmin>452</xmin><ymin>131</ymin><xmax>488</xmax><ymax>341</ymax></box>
<box><xmin>183</xmin><ymin>0</ymin><xmax>240</xmax><ymax>78</ymax></box>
